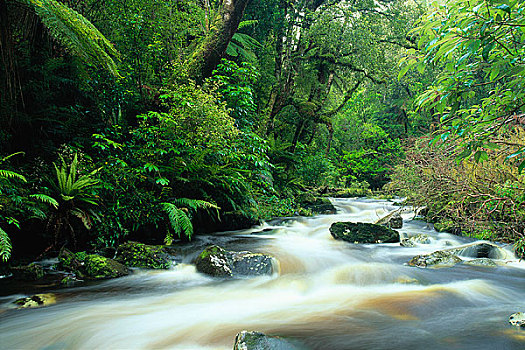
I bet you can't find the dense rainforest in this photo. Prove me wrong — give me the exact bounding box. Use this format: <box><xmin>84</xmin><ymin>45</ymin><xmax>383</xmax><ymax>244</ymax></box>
<box><xmin>2</xmin><ymin>1</ymin><xmax>525</xmax><ymax>349</ymax></box>
<box><xmin>1</xmin><ymin>0</ymin><xmax>524</xmax><ymax>261</ymax></box>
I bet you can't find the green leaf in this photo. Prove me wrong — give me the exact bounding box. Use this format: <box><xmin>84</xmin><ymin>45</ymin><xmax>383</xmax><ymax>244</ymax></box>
<box><xmin>495</xmin><ymin>4</ymin><xmax>511</xmax><ymax>14</ymax></box>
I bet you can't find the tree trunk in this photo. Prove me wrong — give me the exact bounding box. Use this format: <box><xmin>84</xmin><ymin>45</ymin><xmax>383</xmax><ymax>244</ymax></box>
<box><xmin>186</xmin><ymin>0</ymin><xmax>251</xmax><ymax>83</ymax></box>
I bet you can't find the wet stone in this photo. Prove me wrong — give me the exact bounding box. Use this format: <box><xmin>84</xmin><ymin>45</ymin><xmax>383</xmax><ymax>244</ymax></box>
<box><xmin>13</xmin><ymin>293</ymin><xmax>56</xmax><ymax>309</ymax></box>
<box><xmin>233</xmin><ymin>331</ymin><xmax>304</xmax><ymax>350</ymax></box>
<box><xmin>330</xmin><ymin>222</ymin><xmax>399</xmax><ymax>244</ymax></box>
<box><xmin>408</xmin><ymin>250</ymin><xmax>462</xmax><ymax>268</ymax></box>
<box><xmin>195</xmin><ymin>245</ymin><xmax>276</xmax><ymax>278</ymax></box>
<box><xmin>509</xmin><ymin>312</ymin><xmax>525</xmax><ymax>328</ymax></box>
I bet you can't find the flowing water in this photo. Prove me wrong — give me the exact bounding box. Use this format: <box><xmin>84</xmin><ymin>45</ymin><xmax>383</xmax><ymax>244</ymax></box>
<box><xmin>1</xmin><ymin>198</ymin><xmax>525</xmax><ymax>349</ymax></box>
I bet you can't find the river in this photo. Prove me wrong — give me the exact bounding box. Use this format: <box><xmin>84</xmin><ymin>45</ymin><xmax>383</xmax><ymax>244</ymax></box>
<box><xmin>1</xmin><ymin>198</ymin><xmax>525</xmax><ymax>349</ymax></box>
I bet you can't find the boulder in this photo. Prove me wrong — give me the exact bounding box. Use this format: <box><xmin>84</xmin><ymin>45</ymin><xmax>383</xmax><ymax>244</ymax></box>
<box><xmin>195</xmin><ymin>245</ymin><xmax>276</xmax><ymax>278</ymax></box>
<box><xmin>464</xmin><ymin>258</ymin><xmax>498</xmax><ymax>267</ymax></box>
<box><xmin>375</xmin><ymin>209</ymin><xmax>403</xmax><ymax>229</ymax></box>
<box><xmin>297</xmin><ymin>194</ymin><xmax>336</xmax><ymax>215</ymax></box>
<box><xmin>10</xmin><ymin>263</ymin><xmax>44</xmax><ymax>280</ymax></box>
<box><xmin>442</xmin><ymin>241</ymin><xmax>514</xmax><ymax>259</ymax></box>
<box><xmin>329</xmin><ymin>222</ymin><xmax>399</xmax><ymax>244</ymax></box>
<box><xmin>233</xmin><ymin>331</ymin><xmax>302</xmax><ymax>350</ymax></box>
<box><xmin>509</xmin><ymin>312</ymin><xmax>525</xmax><ymax>328</ymax></box>
<box><xmin>13</xmin><ymin>293</ymin><xmax>56</xmax><ymax>309</ymax></box>
<box><xmin>400</xmin><ymin>234</ymin><xmax>431</xmax><ymax>247</ymax></box>
<box><xmin>116</xmin><ymin>242</ymin><xmax>172</xmax><ymax>269</ymax></box>
<box><xmin>408</xmin><ymin>250</ymin><xmax>462</xmax><ymax>268</ymax></box>
<box><xmin>59</xmin><ymin>248</ymin><xmax>129</xmax><ymax>280</ymax></box>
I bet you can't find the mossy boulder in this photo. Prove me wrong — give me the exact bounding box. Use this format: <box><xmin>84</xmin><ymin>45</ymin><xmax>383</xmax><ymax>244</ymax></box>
<box><xmin>433</xmin><ymin>220</ymin><xmax>457</xmax><ymax>233</ymax></box>
<box><xmin>375</xmin><ymin>209</ymin><xmax>403</xmax><ymax>229</ymax></box>
<box><xmin>297</xmin><ymin>193</ymin><xmax>336</xmax><ymax>214</ymax></box>
<box><xmin>115</xmin><ymin>242</ymin><xmax>171</xmax><ymax>269</ymax></box>
<box><xmin>233</xmin><ymin>331</ymin><xmax>303</xmax><ymax>350</ymax></box>
<box><xmin>10</xmin><ymin>263</ymin><xmax>44</xmax><ymax>280</ymax></box>
<box><xmin>195</xmin><ymin>245</ymin><xmax>276</xmax><ymax>278</ymax></box>
<box><xmin>59</xmin><ymin>248</ymin><xmax>129</xmax><ymax>280</ymax></box>
<box><xmin>13</xmin><ymin>293</ymin><xmax>56</xmax><ymax>309</ymax></box>
<box><xmin>329</xmin><ymin>222</ymin><xmax>399</xmax><ymax>244</ymax></box>
<box><xmin>408</xmin><ymin>250</ymin><xmax>462</xmax><ymax>268</ymax></box>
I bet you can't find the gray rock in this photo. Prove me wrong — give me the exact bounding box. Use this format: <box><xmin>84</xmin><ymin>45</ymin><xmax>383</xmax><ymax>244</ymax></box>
<box><xmin>195</xmin><ymin>245</ymin><xmax>276</xmax><ymax>278</ymax></box>
<box><xmin>233</xmin><ymin>331</ymin><xmax>303</xmax><ymax>350</ymax></box>
<box><xmin>330</xmin><ymin>222</ymin><xmax>399</xmax><ymax>244</ymax></box>
<box><xmin>442</xmin><ymin>241</ymin><xmax>514</xmax><ymax>259</ymax></box>
<box><xmin>509</xmin><ymin>312</ymin><xmax>525</xmax><ymax>328</ymax></box>
<box><xmin>464</xmin><ymin>258</ymin><xmax>497</xmax><ymax>267</ymax></box>
<box><xmin>375</xmin><ymin>209</ymin><xmax>403</xmax><ymax>229</ymax></box>
<box><xmin>400</xmin><ymin>234</ymin><xmax>431</xmax><ymax>247</ymax></box>
<box><xmin>408</xmin><ymin>250</ymin><xmax>462</xmax><ymax>268</ymax></box>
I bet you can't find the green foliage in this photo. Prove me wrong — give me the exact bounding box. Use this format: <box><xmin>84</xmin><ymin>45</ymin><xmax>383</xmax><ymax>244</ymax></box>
<box><xmin>388</xmin><ymin>134</ymin><xmax>525</xmax><ymax>256</ymax></box>
<box><xmin>401</xmin><ymin>0</ymin><xmax>525</xmax><ymax>170</ymax></box>
<box><xmin>17</xmin><ymin>0</ymin><xmax>118</xmax><ymax>75</ymax></box>
<box><xmin>162</xmin><ymin>199</ymin><xmax>218</xmax><ymax>243</ymax></box>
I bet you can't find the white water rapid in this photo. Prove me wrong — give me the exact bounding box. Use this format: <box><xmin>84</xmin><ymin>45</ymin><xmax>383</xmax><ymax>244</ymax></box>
<box><xmin>1</xmin><ymin>198</ymin><xmax>525</xmax><ymax>349</ymax></box>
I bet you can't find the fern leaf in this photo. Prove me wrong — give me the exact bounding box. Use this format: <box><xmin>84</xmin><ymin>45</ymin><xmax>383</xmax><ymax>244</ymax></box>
<box><xmin>0</xmin><ymin>152</ymin><xmax>25</xmax><ymax>163</ymax></box>
<box><xmin>162</xmin><ymin>203</ymin><xmax>194</xmax><ymax>240</ymax></box>
<box><xmin>19</xmin><ymin>0</ymin><xmax>119</xmax><ymax>76</ymax></box>
<box><xmin>0</xmin><ymin>226</ymin><xmax>12</xmax><ymax>262</ymax></box>
<box><xmin>0</xmin><ymin>170</ymin><xmax>27</xmax><ymax>182</ymax></box>
<box><xmin>29</xmin><ymin>194</ymin><xmax>59</xmax><ymax>208</ymax></box>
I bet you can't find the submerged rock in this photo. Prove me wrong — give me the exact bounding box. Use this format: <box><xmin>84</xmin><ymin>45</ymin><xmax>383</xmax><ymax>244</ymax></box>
<box><xmin>233</xmin><ymin>331</ymin><xmax>302</xmax><ymax>350</ymax></box>
<box><xmin>329</xmin><ymin>222</ymin><xmax>399</xmax><ymax>244</ymax></box>
<box><xmin>59</xmin><ymin>248</ymin><xmax>129</xmax><ymax>280</ymax></box>
<box><xmin>408</xmin><ymin>250</ymin><xmax>462</xmax><ymax>268</ymax></box>
<box><xmin>464</xmin><ymin>258</ymin><xmax>498</xmax><ymax>267</ymax></box>
<box><xmin>10</xmin><ymin>263</ymin><xmax>44</xmax><ymax>280</ymax></box>
<box><xmin>13</xmin><ymin>293</ymin><xmax>56</xmax><ymax>309</ymax></box>
<box><xmin>509</xmin><ymin>312</ymin><xmax>525</xmax><ymax>328</ymax></box>
<box><xmin>442</xmin><ymin>241</ymin><xmax>514</xmax><ymax>259</ymax></box>
<box><xmin>116</xmin><ymin>242</ymin><xmax>172</xmax><ymax>269</ymax></box>
<box><xmin>400</xmin><ymin>234</ymin><xmax>431</xmax><ymax>247</ymax></box>
<box><xmin>195</xmin><ymin>245</ymin><xmax>276</xmax><ymax>278</ymax></box>
<box><xmin>375</xmin><ymin>209</ymin><xmax>403</xmax><ymax>229</ymax></box>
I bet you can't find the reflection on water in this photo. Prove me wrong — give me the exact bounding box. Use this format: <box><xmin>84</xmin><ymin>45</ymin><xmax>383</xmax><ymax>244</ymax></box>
<box><xmin>1</xmin><ymin>198</ymin><xmax>525</xmax><ymax>349</ymax></box>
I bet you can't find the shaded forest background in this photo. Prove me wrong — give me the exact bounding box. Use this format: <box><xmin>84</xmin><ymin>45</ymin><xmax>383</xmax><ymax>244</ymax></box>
<box><xmin>1</xmin><ymin>0</ymin><xmax>524</xmax><ymax>261</ymax></box>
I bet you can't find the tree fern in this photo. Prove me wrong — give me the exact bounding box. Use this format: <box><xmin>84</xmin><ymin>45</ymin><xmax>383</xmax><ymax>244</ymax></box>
<box><xmin>0</xmin><ymin>226</ymin><xmax>12</xmax><ymax>262</ymax></box>
<box><xmin>16</xmin><ymin>0</ymin><xmax>119</xmax><ymax>75</ymax></box>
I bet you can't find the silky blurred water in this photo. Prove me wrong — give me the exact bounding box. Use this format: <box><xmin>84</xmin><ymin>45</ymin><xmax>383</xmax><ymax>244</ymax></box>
<box><xmin>1</xmin><ymin>198</ymin><xmax>524</xmax><ymax>349</ymax></box>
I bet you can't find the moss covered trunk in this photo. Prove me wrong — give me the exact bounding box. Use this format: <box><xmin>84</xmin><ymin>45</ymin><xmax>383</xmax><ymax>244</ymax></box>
<box><xmin>186</xmin><ymin>0</ymin><xmax>251</xmax><ymax>83</ymax></box>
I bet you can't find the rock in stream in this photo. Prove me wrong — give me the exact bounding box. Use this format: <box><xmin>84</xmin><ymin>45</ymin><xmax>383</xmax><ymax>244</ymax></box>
<box><xmin>329</xmin><ymin>222</ymin><xmax>399</xmax><ymax>244</ymax></box>
<box><xmin>195</xmin><ymin>245</ymin><xmax>277</xmax><ymax>278</ymax></box>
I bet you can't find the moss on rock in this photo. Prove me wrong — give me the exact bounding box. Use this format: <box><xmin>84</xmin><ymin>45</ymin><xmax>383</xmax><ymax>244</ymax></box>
<box><xmin>115</xmin><ymin>242</ymin><xmax>172</xmax><ymax>269</ymax></box>
<box><xmin>10</xmin><ymin>263</ymin><xmax>44</xmax><ymax>280</ymax></box>
<box><xmin>329</xmin><ymin>222</ymin><xmax>399</xmax><ymax>243</ymax></box>
<box><xmin>14</xmin><ymin>293</ymin><xmax>56</xmax><ymax>309</ymax></box>
<box><xmin>59</xmin><ymin>248</ymin><xmax>129</xmax><ymax>280</ymax></box>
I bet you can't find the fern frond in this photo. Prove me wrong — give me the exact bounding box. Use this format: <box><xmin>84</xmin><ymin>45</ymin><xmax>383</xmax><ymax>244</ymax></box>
<box><xmin>162</xmin><ymin>203</ymin><xmax>194</xmax><ymax>240</ymax></box>
<box><xmin>238</xmin><ymin>20</ymin><xmax>258</xmax><ymax>29</ymax></box>
<box><xmin>19</xmin><ymin>0</ymin><xmax>119</xmax><ymax>76</ymax></box>
<box><xmin>0</xmin><ymin>152</ymin><xmax>25</xmax><ymax>163</ymax></box>
<box><xmin>0</xmin><ymin>226</ymin><xmax>12</xmax><ymax>262</ymax></box>
<box><xmin>0</xmin><ymin>170</ymin><xmax>27</xmax><ymax>182</ymax></box>
<box><xmin>29</xmin><ymin>194</ymin><xmax>59</xmax><ymax>209</ymax></box>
